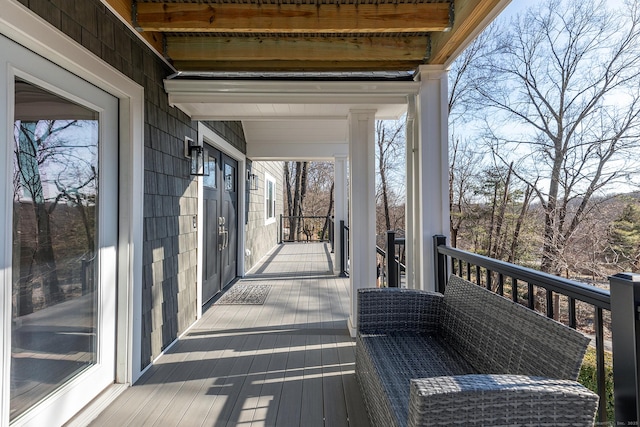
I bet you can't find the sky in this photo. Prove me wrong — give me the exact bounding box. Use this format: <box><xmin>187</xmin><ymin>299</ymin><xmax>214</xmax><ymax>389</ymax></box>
<box><xmin>500</xmin><ymin>0</ymin><xmax>626</xmax><ymax>19</ymax></box>
<box><xmin>448</xmin><ymin>0</ymin><xmax>640</xmax><ymax>196</ymax></box>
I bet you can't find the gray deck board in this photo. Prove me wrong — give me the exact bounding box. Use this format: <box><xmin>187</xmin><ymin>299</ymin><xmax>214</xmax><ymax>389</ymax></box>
<box><xmin>89</xmin><ymin>243</ymin><xmax>370</xmax><ymax>427</ymax></box>
<box><xmin>300</xmin><ymin>334</ymin><xmax>324</xmax><ymax>427</ymax></box>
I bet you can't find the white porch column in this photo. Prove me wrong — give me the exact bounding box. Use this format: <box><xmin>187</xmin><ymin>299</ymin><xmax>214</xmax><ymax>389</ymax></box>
<box><xmin>405</xmin><ymin>95</ymin><xmax>418</xmax><ymax>289</ymax></box>
<box><xmin>414</xmin><ymin>65</ymin><xmax>450</xmax><ymax>292</ymax></box>
<box><xmin>348</xmin><ymin>110</ymin><xmax>377</xmax><ymax>336</ymax></box>
<box><xmin>333</xmin><ymin>154</ymin><xmax>348</xmax><ymax>274</ymax></box>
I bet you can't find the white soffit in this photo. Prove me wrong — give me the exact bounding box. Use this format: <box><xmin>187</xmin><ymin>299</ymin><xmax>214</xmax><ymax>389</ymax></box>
<box><xmin>163</xmin><ymin>79</ymin><xmax>419</xmax><ymax>120</ymax></box>
<box><xmin>243</xmin><ymin>120</ymin><xmax>347</xmax><ymax>144</ymax></box>
<box><xmin>244</xmin><ymin>119</ymin><xmax>349</xmax><ymax>160</ymax></box>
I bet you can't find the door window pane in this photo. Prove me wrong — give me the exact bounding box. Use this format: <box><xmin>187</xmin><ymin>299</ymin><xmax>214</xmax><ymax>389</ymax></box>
<box><xmin>224</xmin><ymin>163</ymin><xmax>235</xmax><ymax>192</ymax></box>
<box><xmin>11</xmin><ymin>79</ymin><xmax>99</xmax><ymax>419</ymax></box>
<box><xmin>203</xmin><ymin>154</ymin><xmax>217</xmax><ymax>188</ymax></box>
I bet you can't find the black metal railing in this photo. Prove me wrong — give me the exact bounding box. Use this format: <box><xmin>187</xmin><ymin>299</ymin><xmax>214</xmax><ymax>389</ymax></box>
<box><xmin>377</xmin><ymin>230</ymin><xmax>405</xmax><ymax>287</ymax></box>
<box><xmin>434</xmin><ymin>235</ymin><xmax>640</xmax><ymax>425</ymax></box>
<box><xmin>340</xmin><ymin>221</ymin><xmax>349</xmax><ymax>277</ymax></box>
<box><xmin>280</xmin><ymin>215</ymin><xmax>332</xmax><ymax>243</ymax></box>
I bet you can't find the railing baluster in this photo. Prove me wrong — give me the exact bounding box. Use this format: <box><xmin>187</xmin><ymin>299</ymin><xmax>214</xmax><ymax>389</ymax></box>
<box><xmin>512</xmin><ymin>277</ymin><xmax>518</xmax><ymax>302</ymax></box>
<box><xmin>466</xmin><ymin>262</ymin><xmax>471</xmax><ymax>281</ymax></box>
<box><xmin>527</xmin><ymin>283</ymin><xmax>535</xmax><ymax>310</ymax></box>
<box><xmin>498</xmin><ymin>273</ymin><xmax>504</xmax><ymax>296</ymax></box>
<box><xmin>458</xmin><ymin>258</ymin><xmax>463</xmax><ymax>277</ymax></box>
<box><xmin>546</xmin><ymin>289</ymin><xmax>554</xmax><ymax>318</ymax></box>
<box><xmin>609</xmin><ymin>273</ymin><xmax>640</xmax><ymax>423</ymax></box>
<box><xmin>476</xmin><ymin>265</ymin><xmax>481</xmax><ymax>287</ymax></box>
<box><xmin>568</xmin><ymin>297</ymin><xmax>576</xmax><ymax>329</ymax></box>
<box><xmin>433</xmin><ymin>235</ymin><xmax>447</xmax><ymax>294</ymax></box>
<box><xmin>339</xmin><ymin>220</ymin><xmax>347</xmax><ymax>277</ymax></box>
<box><xmin>387</xmin><ymin>230</ymin><xmax>398</xmax><ymax>288</ymax></box>
<box><xmin>594</xmin><ymin>307</ymin><xmax>607</xmax><ymax>424</ymax></box>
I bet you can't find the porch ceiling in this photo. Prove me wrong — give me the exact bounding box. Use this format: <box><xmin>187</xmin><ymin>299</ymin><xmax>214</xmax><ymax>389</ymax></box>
<box><xmin>165</xmin><ymin>77</ymin><xmax>417</xmax><ymax>159</ymax></box>
<box><xmin>103</xmin><ymin>0</ymin><xmax>510</xmax><ymax>72</ymax></box>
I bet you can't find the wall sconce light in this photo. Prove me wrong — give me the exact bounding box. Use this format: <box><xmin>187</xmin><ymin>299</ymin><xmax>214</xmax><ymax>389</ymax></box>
<box><xmin>247</xmin><ymin>170</ymin><xmax>258</xmax><ymax>191</ymax></box>
<box><xmin>185</xmin><ymin>136</ymin><xmax>210</xmax><ymax>176</ymax></box>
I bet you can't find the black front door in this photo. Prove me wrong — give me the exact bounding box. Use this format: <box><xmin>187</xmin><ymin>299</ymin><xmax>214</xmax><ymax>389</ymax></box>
<box><xmin>202</xmin><ymin>145</ymin><xmax>238</xmax><ymax>304</ymax></box>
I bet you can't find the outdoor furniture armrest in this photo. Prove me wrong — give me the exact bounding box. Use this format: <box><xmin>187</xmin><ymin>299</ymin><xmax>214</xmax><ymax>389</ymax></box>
<box><xmin>407</xmin><ymin>374</ymin><xmax>599</xmax><ymax>427</ymax></box>
<box><xmin>357</xmin><ymin>288</ymin><xmax>442</xmax><ymax>334</ymax></box>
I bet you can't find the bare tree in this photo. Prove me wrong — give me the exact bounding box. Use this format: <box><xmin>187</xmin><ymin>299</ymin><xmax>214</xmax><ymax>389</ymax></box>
<box><xmin>14</xmin><ymin>118</ymin><xmax>98</xmax><ymax>311</ymax></box>
<box><xmin>477</xmin><ymin>0</ymin><xmax>640</xmax><ymax>274</ymax></box>
<box><xmin>15</xmin><ymin>120</ymin><xmax>80</xmax><ymax>306</ymax></box>
<box><xmin>375</xmin><ymin>120</ymin><xmax>405</xmax><ymax>234</ymax></box>
<box><xmin>285</xmin><ymin>161</ymin><xmax>309</xmax><ymax>240</ymax></box>
<box><xmin>448</xmin><ymin>28</ymin><xmax>499</xmax><ymax>248</ymax></box>
<box><xmin>448</xmin><ymin>24</ymin><xmax>500</xmax><ymax>124</ymax></box>
<box><xmin>284</xmin><ymin>161</ymin><xmax>338</xmax><ymax>242</ymax></box>
<box><xmin>448</xmin><ymin>137</ymin><xmax>486</xmax><ymax>248</ymax></box>
<box><xmin>284</xmin><ymin>162</ymin><xmax>293</xmax><ymax>218</ymax></box>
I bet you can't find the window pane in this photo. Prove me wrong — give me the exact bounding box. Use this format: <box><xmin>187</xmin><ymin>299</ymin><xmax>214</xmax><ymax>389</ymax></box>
<box><xmin>224</xmin><ymin>163</ymin><xmax>235</xmax><ymax>191</ymax></box>
<box><xmin>11</xmin><ymin>79</ymin><xmax>99</xmax><ymax>419</ymax></box>
<box><xmin>266</xmin><ymin>179</ymin><xmax>275</xmax><ymax>219</ymax></box>
<box><xmin>203</xmin><ymin>155</ymin><xmax>217</xmax><ymax>188</ymax></box>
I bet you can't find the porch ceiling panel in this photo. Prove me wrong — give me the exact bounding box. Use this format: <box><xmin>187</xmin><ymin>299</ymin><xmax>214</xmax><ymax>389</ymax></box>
<box><xmin>244</xmin><ymin>119</ymin><xmax>348</xmax><ymax>143</ymax></box>
<box><xmin>243</xmin><ymin>119</ymin><xmax>348</xmax><ymax>159</ymax></box>
<box><xmin>247</xmin><ymin>141</ymin><xmax>349</xmax><ymax>160</ymax></box>
<box><xmin>103</xmin><ymin>0</ymin><xmax>510</xmax><ymax>72</ymax></box>
<box><xmin>164</xmin><ymin>79</ymin><xmax>418</xmax><ymax>119</ymax></box>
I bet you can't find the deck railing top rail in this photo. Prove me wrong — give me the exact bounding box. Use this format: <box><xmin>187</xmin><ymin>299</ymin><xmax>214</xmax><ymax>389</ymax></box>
<box><xmin>435</xmin><ymin>243</ymin><xmax>610</xmax><ymax>310</ymax></box>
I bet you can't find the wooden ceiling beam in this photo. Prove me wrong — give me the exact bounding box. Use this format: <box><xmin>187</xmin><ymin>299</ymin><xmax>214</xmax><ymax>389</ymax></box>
<box><xmin>135</xmin><ymin>2</ymin><xmax>451</xmax><ymax>33</ymax></box>
<box><xmin>104</xmin><ymin>0</ymin><xmax>164</xmax><ymax>53</ymax></box>
<box><xmin>428</xmin><ymin>0</ymin><xmax>504</xmax><ymax>64</ymax></box>
<box><xmin>171</xmin><ymin>59</ymin><xmax>423</xmax><ymax>72</ymax></box>
<box><xmin>166</xmin><ymin>36</ymin><xmax>429</xmax><ymax>62</ymax></box>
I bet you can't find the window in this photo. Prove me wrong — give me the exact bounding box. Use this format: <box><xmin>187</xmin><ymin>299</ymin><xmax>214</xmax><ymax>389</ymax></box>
<box><xmin>265</xmin><ymin>173</ymin><xmax>276</xmax><ymax>224</ymax></box>
<box><xmin>203</xmin><ymin>154</ymin><xmax>217</xmax><ymax>188</ymax></box>
<box><xmin>224</xmin><ymin>163</ymin><xmax>235</xmax><ymax>192</ymax></box>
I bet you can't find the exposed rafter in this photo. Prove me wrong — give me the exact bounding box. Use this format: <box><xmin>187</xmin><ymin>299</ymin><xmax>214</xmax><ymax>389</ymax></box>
<box><xmin>170</xmin><ymin>60</ymin><xmax>426</xmax><ymax>72</ymax></box>
<box><xmin>429</xmin><ymin>0</ymin><xmax>506</xmax><ymax>64</ymax></box>
<box><xmin>167</xmin><ymin>35</ymin><xmax>428</xmax><ymax>64</ymax></box>
<box><xmin>108</xmin><ymin>0</ymin><xmax>164</xmax><ymax>53</ymax></box>
<box><xmin>101</xmin><ymin>0</ymin><xmax>509</xmax><ymax>72</ymax></box>
<box><xmin>134</xmin><ymin>3</ymin><xmax>452</xmax><ymax>34</ymax></box>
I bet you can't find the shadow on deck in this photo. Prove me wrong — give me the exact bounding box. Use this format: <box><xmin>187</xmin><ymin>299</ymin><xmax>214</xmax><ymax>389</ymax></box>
<box><xmin>89</xmin><ymin>243</ymin><xmax>370</xmax><ymax>427</ymax></box>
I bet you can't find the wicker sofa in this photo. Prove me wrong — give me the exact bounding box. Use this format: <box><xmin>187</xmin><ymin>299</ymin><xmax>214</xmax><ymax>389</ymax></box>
<box><xmin>355</xmin><ymin>275</ymin><xmax>599</xmax><ymax>427</ymax></box>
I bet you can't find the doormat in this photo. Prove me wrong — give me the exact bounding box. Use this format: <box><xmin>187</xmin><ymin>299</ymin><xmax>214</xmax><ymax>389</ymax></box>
<box><xmin>215</xmin><ymin>284</ymin><xmax>271</xmax><ymax>305</ymax></box>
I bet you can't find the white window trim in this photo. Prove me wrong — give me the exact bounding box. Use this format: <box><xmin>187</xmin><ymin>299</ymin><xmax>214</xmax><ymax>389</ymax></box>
<box><xmin>0</xmin><ymin>4</ymin><xmax>144</xmax><ymax>426</ymax></box>
<box><xmin>264</xmin><ymin>172</ymin><xmax>277</xmax><ymax>225</ymax></box>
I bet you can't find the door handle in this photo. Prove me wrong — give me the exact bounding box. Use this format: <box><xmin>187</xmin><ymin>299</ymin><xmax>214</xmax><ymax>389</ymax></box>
<box><xmin>218</xmin><ymin>217</ymin><xmax>229</xmax><ymax>250</ymax></box>
<box><xmin>219</xmin><ymin>226</ymin><xmax>228</xmax><ymax>251</ymax></box>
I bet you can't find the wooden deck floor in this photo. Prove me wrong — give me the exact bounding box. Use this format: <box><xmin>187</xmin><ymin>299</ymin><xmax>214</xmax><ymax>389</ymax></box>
<box><xmin>90</xmin><ymin>243</ymin><xmax>370</xmax><ymax>427</ymax></box>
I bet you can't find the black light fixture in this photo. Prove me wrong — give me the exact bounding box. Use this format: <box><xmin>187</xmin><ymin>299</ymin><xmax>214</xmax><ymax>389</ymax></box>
<box><xmin>247</xmin><ymin>170</ymin><xmax>258</xmax><ymax>191</ymax></box>
<box><xmin>185</xmin><ymin>136</ymin><xmax>209</xmax><ymax>176</ymax></box>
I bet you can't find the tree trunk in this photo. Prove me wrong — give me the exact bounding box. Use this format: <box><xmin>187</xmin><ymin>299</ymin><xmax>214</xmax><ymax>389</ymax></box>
<box><xmin>284</xmin><ymin>162</ymin><xmax>294</xmax><ymax>241</ymax></box>
<box><xmin>492</xmin><ymin>163</ymin><xmax>512</xmax><ymax>259</ymax></box>
<box><xmin>541</xmin><ymin>148</ymin><xmax>563</xmax><ymax>274</ymax></box>
<box><xmin>508</xmin><ymin>184</ymin><xmax>533</xmax><ymax>264</ymax></box>
<box><xmin>487</xmin><ymin>181</ymin><xmax>498</xmax><ymax>256</ymax></box>
<box><xmin>291</xmin><ymin>162</ymin><xmax>302</xmax><ymax>241</ymax></box>
<box><xmin>321</xmin><ymin>182</ymin><xmax>335</xmax><ymax>240</ymax></box>
<box><xmin>18</xmin><ymin>122</ymin><xmax>62</xmax><ymax>305</ymax></box>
